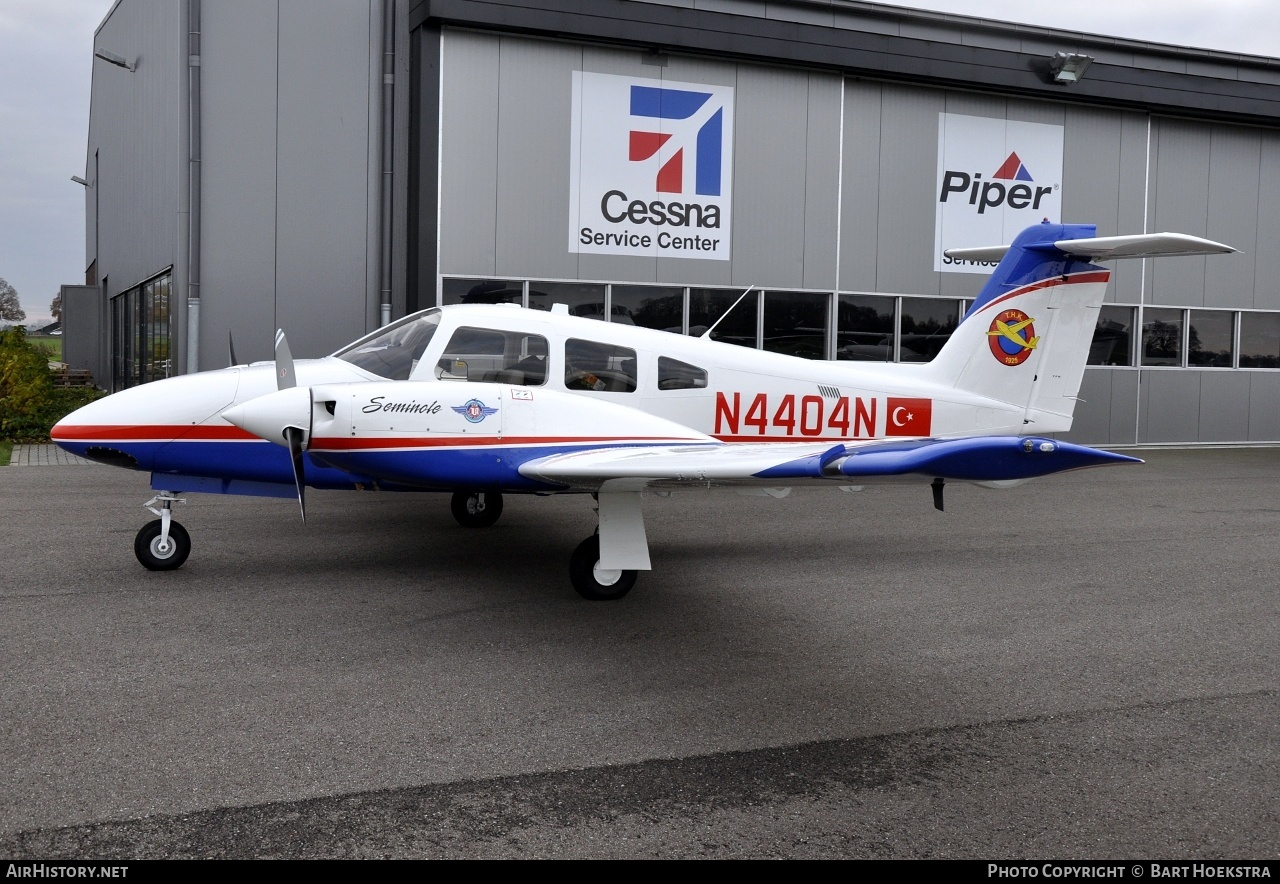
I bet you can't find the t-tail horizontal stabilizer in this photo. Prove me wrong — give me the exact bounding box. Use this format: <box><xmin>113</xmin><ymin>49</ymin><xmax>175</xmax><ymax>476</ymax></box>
<box><xmin>754</xmin><ymin>436</ymin><xmax>1141</xmax><ymax>482</ymax></box>
<box><xmin>944</xmin><ymin>231</ymin><xmax>1237</xmax><ymax>264</ymax></box>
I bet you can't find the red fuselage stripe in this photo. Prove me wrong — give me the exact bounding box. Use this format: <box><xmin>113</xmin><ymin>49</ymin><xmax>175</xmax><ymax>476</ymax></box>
<box><xmin>974</xmin><ymin>270</ymin><xmax>1111</xmax><ymax>315</ymax></box>
<box><xmin>310</xmin><ymin>435</ymin><xmax>702</xmax><ymax>451</ymax></box>
<box><xmin>50</xmin><ymin>424</ymin><xmax>259</xmax><ymax>442</ymax></box>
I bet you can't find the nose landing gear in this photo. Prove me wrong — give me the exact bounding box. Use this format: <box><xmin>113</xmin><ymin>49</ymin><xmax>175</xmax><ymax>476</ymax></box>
<box><xmin>134</xmin><ymin>492</ymin><xmax>191</xmax><ymax>571</ymax></box>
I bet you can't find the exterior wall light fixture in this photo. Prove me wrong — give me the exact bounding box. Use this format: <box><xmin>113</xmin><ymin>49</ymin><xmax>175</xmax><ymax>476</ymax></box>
<box><xmin>1050</xmin><ymin>51</ymin><xmax>1094</xmax><ymax>84</ymax></box>
<box><xmin>94</xmin><ymin>49</ymin><xmax>137</xmax><ymax>71</ymax></box>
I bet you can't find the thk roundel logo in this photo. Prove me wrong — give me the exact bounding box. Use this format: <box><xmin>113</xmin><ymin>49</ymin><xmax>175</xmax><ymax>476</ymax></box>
<box><xmin>987</xmin><ymin>309</ymin><xmax>1038</xmax><ymax>366</ymax></box>
<box><xmin>452</xmin><ymin>399</ymin><xmax>498</xmax><ymax>423</ymax></box>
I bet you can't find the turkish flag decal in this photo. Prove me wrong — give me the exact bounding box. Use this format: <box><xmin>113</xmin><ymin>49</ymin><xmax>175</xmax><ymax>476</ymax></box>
<box><xmin>885</xmin><ymin>398</ymin><xmax>933</xmax><ymax>437</ymax></box>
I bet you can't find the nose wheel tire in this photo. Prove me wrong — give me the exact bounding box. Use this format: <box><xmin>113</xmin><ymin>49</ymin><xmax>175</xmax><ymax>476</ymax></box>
<box><xmin>450</xmin><ymin>491</ymin><xmax>503</xmax><ymax>528</ymax></box>
<box><xmin>569</xmin><ymin>535</ymin><xmax>637</xmax><ymax>601</ymax></box>
<box><xmin>134</xmin><ymin>519</ymin><xmax>191</xmax><ymax>571</ymax></box>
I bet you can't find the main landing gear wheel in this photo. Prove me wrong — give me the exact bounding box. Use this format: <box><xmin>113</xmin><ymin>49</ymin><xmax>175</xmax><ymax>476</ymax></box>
<box><xmin>450</xmin><ymin>491</ymin><xmax>503</xmax><ymax>528</ymax></box>
<box><xmin>134</xmin><ymin>519</ymin><xmax>191</xmax><ymax>571</ymax></box>
<box><xmin>569</xmin><ymin>535</ymin><xmax>637</xmax><ymax>601</ymax></box>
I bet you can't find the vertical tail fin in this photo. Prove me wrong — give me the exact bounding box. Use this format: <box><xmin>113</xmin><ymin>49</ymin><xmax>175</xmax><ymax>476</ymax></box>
<box><xmin>923</xmin><ymin>221</ymin><xmax>1235</xmax><ymax>433</ymax></box>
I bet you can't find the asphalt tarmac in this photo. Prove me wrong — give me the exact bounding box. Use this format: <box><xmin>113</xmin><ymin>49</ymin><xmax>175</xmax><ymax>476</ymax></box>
<box><xmin>0</xmin><ymin>448</ymin><xmax>1277</xmax><ymax>859</ymax></box>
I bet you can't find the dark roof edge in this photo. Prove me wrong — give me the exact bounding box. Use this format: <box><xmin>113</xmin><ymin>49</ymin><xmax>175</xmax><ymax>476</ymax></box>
<box><xmin>407</xmin><ymin>0</ymin><xmax>1280</xmax><ymax>128</ymax></box>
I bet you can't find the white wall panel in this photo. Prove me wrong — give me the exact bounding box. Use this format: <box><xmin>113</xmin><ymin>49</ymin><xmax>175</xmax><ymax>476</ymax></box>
<box><xmin>838</xmin><ymin>82</ymin><xmax>881</xmax><ymax>293</ymax></box>
<box><xmin>874</xmin><ymin>85</ymin><xmax>944</xmax><ymax>295</ymax></box>
<box><xmin>1199</xmin><ymin>372</ymin><xmax>1251</xmax><ymax>442</ymax></box>
<box><xmin>730</xmin><ymin>66</ymin><xmax>811</xmax><ymax>288</ymax></box>
<box><xmin>494</xmin><ymin>39</ymin><xmax>580</xmax><ymax>279</ymax></box>
<box><xmin>200</xmin><ymin>0</ymin><xmax>280</xmax><ymax>365</ymax></box>
<box><xmin>1205</xmin><ymin>127</ymin><xmax>1261</xmax><ymax>309</ymax></box>
<box><xmin>1149</xmin><ymin>119</ymin><xmax>1211</xmax><ymax>307</ymax></box>
<box><xmin>1113</xmin><ymin>113</ymin><xmax>1150</xmax><ymax>305</ymax></box>
<box><xmin>275</xmin><ymin>0</ymin><xmax>375</xmax><ymax>358</ymax></box>
<box><xmin>1140</xmin><ymin>370</ymin><xmax>1202</xmax><ymax>443</ymax></box>
<box><xmin>1255</xmin><ymin>136</ymin><xmax>1280</xmax><ymax>310</ymax></box>
<box><xmin>1247</xmin><ymin>373</ymin><xmax>1280</xmax><ymax>441</ymax></box>
<box><xmin>801</xmin><ymin>74</ymin><xmax>842</xmax><ymax>291</ymax></box>
<box><xmin>438</xmin><ymin>31</ymin><xmax>501</xmax><ymax>277</ymax></box>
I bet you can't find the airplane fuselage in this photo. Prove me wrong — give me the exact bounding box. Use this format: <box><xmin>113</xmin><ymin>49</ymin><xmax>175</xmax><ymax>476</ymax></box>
<box><xmin>52</xmin><ymin>302</ymin><xmax>1037</xmax><ymax>497</ymax></box>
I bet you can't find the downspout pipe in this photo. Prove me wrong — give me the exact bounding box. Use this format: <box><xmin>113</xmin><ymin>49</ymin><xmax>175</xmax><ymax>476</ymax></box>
<box><xmin>186</xmin><ymin>0</ymin><xmax>202</xmax><ymax>373</ymax></box>
<box><xmin>379</xmin><ymin>0</ymin><xmax>395</xmax><ymax>327</ymax></box>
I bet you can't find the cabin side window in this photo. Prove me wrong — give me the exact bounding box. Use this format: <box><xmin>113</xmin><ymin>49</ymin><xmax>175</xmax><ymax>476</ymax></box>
<box><xmin>657</xmin><ymin>356</ymin><xmax>707</xmax><ymax>390</ymax></box>
<box><xmin>436</xmin><ymin>327</ymin><xmax>548</xmax><ymax>385</ymax></box>
<box><xmin>564</xmin><ymin>338</ymin><xmax>637</xmax><ymax>392</ymax></box>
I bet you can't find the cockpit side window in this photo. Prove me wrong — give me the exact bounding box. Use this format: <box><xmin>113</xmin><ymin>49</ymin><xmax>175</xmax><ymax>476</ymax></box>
<box><xmin>564</xmin><ymin>338</ymin><xmax>637</xmax><ymax>392</ymax></box>
<box><xmin>657</xmin><ymin>356</ymin><xmax>708</xmax><ymax>390</ymax></box>
<box><xmin>436</xmin><ymin>327</ymin><xmax>548</xmax><ymax>386</ymax></box>
<box><xmin>333</xmin><ymin>309</ymin><xmax>441</xmax><ymax>380</ymax></box>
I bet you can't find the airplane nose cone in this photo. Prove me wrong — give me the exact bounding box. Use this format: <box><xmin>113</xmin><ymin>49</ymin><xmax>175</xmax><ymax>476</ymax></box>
<box><xmin>50</xmin><ymin>369</ymin><xmax>244</xmax><ymax>468</ymax></box>
<box><xmin>221</xmin><ymin>387</ymin><xmax>312</xmax><ymax>446</ymax></box>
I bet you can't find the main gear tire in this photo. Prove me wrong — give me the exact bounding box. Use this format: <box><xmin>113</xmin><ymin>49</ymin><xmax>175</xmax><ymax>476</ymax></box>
<box><xmin>450</xmin><ymin>491</ymin><xmax>503</xmax><ymax>528</ymax></box>
<box><xmin>569</xmin><ymin>535</ymin><xmax>637</xmax><ymax>601</ymax></box>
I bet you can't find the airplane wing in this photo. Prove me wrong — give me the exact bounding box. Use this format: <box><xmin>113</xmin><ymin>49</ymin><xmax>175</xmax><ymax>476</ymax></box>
<box><xmin>519</xmin><ymin>435</ymin><xmax>1139</xmax><ymax>490</ymax></box>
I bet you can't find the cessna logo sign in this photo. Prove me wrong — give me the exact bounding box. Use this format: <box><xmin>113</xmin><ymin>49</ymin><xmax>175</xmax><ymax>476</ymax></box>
<box><xmin>934</xmin><ymin>114</ymin><xmax>1063</xmax><ymax>274</ymax></box>
<box><xmin>569</xmin><ymin>71</ymin><xmax>734</xmax><ymax>260</ymax></box>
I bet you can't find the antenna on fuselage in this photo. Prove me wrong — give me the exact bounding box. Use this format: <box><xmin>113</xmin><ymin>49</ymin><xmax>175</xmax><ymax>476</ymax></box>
<box><xmin>701</xmin><ymin>285</ymin><xmax>755</xmax><ymax>339</ymax></box>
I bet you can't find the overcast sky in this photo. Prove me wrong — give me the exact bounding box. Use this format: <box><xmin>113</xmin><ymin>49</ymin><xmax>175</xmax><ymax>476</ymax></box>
<box><xmin>1</xmin><ymin>0</ymin><xmax>1277</xmax><ymax>328</ymax></box>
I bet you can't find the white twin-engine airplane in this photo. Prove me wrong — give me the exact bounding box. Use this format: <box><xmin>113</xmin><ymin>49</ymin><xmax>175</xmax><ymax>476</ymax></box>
<box><xmin>53</xmin><ymin>221</ymin><xmax>1235</xmax><ymax>599</ymax></box>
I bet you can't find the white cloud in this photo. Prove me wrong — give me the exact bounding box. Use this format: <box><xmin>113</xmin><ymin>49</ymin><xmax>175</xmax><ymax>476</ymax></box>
<box><xmin>891</xmin><ymin>0</ymin><xmax>1280</xmax><ymax>57</ymax></box>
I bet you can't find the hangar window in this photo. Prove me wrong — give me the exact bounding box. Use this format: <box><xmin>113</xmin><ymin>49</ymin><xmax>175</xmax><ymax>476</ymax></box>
<box><xmin>658</xmin><ymin>357</ymin><xmax>707</xmax><ymax>390</ymax></box>
<box><xmin>764</xmin><ymin>291</ymin><xmax>829</xmax><ymax>359</ymax></box>
<box><xmin>1141</xmin><ymin>307</ymin><xmax>1184</xmax><ymax>367</ymax></box>
<box><xmin>1187</xmin><ymin>310</ymin><xmax>1234</xmax><ymax>368</ymax></box>
<box><xmin>564</xmin><ymin>338</ymin><xmax>636</xmax><ymax>392</ymax></box>
<box><xmin>529</xmin><ymin>282</ymin><xmax>606</xmax><ymax>320</ymax></box>
<box><xmin>1088</xmin><ymin>306</ymin><xmax>1135</xmax><ymax>366</ymax></box>
<box><xmin>443</xmin><ymin>278</ymin><xmax>523</xmax><ymax>306</ymax></box>
<box><xmin>837</xmin><ymin>294</ymin><xmax>895</xmax><ymax>361</ymax></box>
<box><xmin>612</xmin><ymin>285</ymin><xmax>684</xmax><ymax>333</ymax></box>
<box><xmin>437</xmin><ymin>327</ymin><xmax>547</xmax><ymax>385</ymax></box>
<box><xmin>900</xmin><ymin>297</ymin><xmax>961</xmax><ymax>363</ymax></box>
<box><xmin>109</xmin><ymin>269</ymin><xmax>172</xmax><ymax>391</ymax></box>
<box><xmin>1238</xmin><ymin>312</ymin><xmax>1280</xmax><ymax>368</ymax></box>
<box><xmin>689</xmin><ymin>288</ymin><xmax>758</xmax><ymax>347</ymax></box>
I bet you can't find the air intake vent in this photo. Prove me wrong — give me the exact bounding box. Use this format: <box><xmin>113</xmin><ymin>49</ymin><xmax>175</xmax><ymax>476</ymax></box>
<box><xmin>84</xmin><ymin>447</ymin><xmax>139</xmax><ymax>470</ymax></box>
<box><xmin>818</xmin><ymin>385</ymin><xmax>841</xmax><ymax>399</ymax></box>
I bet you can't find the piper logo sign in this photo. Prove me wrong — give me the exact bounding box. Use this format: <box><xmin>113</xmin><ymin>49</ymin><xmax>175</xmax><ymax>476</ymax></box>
<box><xmin>569</xmin><ymin>71</ymin><xmax>734</xmax><ymax>260</ymax></box>
<box><xmin>934</xmin><ymin>114</ymin><xmax>1063</xmax><ymax>274</ymax></box>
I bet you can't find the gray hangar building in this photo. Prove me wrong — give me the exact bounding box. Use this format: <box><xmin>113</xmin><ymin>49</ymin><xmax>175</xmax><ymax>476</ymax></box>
<box><xmin>68</xmin><ymin>0</ymin><xmax>1280</xmax><ymax>446</ymax></box>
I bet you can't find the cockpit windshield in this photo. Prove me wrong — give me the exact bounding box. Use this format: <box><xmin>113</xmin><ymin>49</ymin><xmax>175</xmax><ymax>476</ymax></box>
<box><xmin>332</xmin><ymin>309</ymin><xmax>442</xmax><ymax>379</ymax></box>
